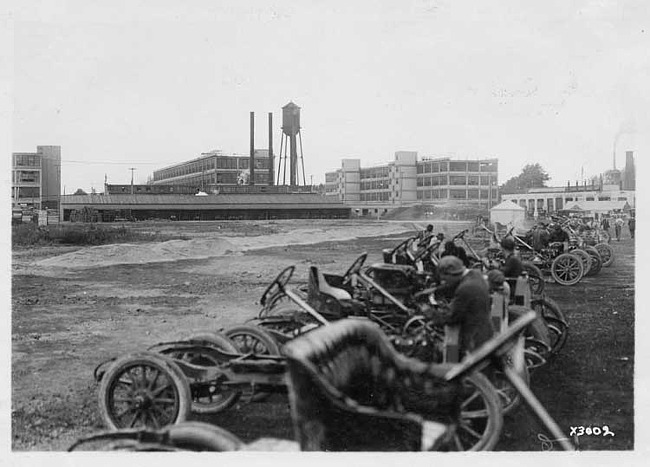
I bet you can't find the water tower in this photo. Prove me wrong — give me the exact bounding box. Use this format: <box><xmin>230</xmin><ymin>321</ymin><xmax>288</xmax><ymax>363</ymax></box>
<box><xmin>278</xmin><ymin>101</ymin><xmax>306</xmax><ymax>186</ymax></box>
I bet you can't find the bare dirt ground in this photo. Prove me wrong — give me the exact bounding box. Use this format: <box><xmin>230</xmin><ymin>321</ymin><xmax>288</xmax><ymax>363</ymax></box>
<box><xmin>11</xmin><ymin>219</ymin><xmax>634</xmax><ymax>451</ymax></box>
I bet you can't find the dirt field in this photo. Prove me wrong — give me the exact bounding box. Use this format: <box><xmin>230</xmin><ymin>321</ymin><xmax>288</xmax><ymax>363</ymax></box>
<box><xmin>11</xmin><ymin>219</ymin><xmax>635</xmax><ymax>451</ymax></box>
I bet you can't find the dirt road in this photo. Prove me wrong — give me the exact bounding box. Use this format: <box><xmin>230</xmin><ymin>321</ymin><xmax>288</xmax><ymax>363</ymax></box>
<box><xmin>11</xmin><ymin>219</ymin><xmax>634</xmax><ymax>451</ymax></box>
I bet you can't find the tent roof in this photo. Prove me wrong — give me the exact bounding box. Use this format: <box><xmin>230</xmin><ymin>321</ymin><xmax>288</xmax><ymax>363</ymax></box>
<box><xmin>563</xmin><ymin>200</ymin><xmax>631</xmax><ymax>212</ymax></box>
<box><xmin>490</xmin><ymin>200</ymin><xmax>525</xmax><ymax>211</ymax></box>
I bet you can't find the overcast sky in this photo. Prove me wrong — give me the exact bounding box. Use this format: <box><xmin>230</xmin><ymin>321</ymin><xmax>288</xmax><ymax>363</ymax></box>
<box><xmin>10</xmin><ymin>0</ymin><xmax>649</xmax><ymax>192</ymax></box>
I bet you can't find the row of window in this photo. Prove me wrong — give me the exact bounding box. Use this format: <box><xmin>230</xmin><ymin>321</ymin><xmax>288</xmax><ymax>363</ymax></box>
<box><xmin>417</xmin><ymin>161</ymin><xmax>498</xmax><ymax>174</ymax></box>
<box><xmin>360</xmin><ymin>167</ymin><xmax>390</xmax><ymax>179</ymax></box>
<box><xmin>416</xmin><ymin>189</ymin><xmax>498</xmax><ymax>200</ymax></box>
<box><xmin>416</xmin><ymin>175</ymin><xmax>495</xmax><ymax>186</ymax></box>
<box><xmin>508</xmin><ymin>196</ymin><xmax>629</xmax><ymax>206</ymax></box>
<box><xmin>361</xmin><ymin>180</ymin><xmax>390</xmax><ymax>190</ymax></box>
<box><xmin>360</xmin><ymin>192</ymin><xmax>391</xmax><ymax>201</ymax></box>
<box><xmin>328</xmin><ymin>174</ymin><xmax>497</xmax><ymax>189</ymax></box>
<box><xmin>14</xmin><ymin>186</ymin><xmax>41</xmax><ymax>198</ymax></box>
<box><xmin>13</xmin><ymin>170</ymin><xmax>41</xmax><ymax>184</ymax></box>
<box><xmin>325</xmin><ymin>173</ymin><xmax>339</xmax><ymax>183</ymax></box>
<box><xmin>154</xmin><ymin>157</ymin><xmax>271</xmax><ymax>181</ymax></box>
<box><xmin>13</xmin><ymin>154</ymin><xmax>42</xmax><ymax>167</ymax></box>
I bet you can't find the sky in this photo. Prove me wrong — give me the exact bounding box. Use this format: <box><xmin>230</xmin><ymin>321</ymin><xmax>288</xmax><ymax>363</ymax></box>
<box><xmin>8</xmin><ymin>0</ymin><xmax>650</xmax><ymax>192</ymax></box>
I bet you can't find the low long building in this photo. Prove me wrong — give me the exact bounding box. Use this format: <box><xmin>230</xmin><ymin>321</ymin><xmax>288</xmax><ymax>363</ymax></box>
<box><xmin>501</xmin><ymin>184</ymin><xmax>635</xmax><ymax>217</ymax></box>
<box><xmin>61</xmin><ymin>193</ymin><xmax>350</xmax><ymax>221</ymax></box>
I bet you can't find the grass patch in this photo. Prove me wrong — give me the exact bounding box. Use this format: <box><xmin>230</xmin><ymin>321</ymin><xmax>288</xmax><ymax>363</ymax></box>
<box><xmin>12</xmin><ymin>223</ymin><xmax>187</xmax><ymax>248</ymax></box>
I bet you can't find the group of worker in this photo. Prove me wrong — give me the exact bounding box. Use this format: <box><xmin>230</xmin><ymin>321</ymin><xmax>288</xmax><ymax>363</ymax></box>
<box><xmin>420</xmin><ymin>209</ymin><xmax>635</xmax><ymax>359</ymax></box>
<box><xmin>417</xmin><ymin>225</ymin><xmax>522</xmax><ymax>357</ymax></box>
<box><xmin>601</xmin><ymin>215</ymin><xmax>635</xmax><ymax>241</ymax></box>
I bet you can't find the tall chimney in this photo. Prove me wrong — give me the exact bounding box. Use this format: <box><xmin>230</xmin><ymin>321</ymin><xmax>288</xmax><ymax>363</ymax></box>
<box><xmin>623</xmin><ymin>150</ymin><xmax>635</xmax><ymax>190</ymax></box>
<box><xmin>268</xmin><ymin>112</ymin><xmax>274</xmax><ymax>186</ymax></box>
<box><xmin>249</xmin><ymin>111</ymin><xmax>255</xmax><ymax>185</ymax></box>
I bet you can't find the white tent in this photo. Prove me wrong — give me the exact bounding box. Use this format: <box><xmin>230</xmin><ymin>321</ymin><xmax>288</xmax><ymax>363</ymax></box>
<box><xmin>490</xmin><ymin>200</ymin><xmax>526</xmax><ymax>228</ymax></box>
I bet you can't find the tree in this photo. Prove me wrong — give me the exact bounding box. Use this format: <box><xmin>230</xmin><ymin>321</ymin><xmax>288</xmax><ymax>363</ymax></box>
<box><xmin>500</xmin><ymin>163</ymin><xmax>550</xmax><ymax>194</ymax></box>
<box><xmin>73</xmin><ymin>188</ymin><xmax>88</xmax><ymax>195</ymax></box>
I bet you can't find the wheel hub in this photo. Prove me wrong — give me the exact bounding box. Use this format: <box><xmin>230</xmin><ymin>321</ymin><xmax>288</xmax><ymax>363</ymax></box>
<box><xmin>133</xmin><ymin>392</ymin><xmax>152</xmax><ymax>409</ymax></box>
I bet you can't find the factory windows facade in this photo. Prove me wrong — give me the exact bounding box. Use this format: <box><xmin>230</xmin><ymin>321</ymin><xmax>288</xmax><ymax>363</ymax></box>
<box><xmin>326</xmin><ymin>153</ymin><xmax>498</xmax><ymax>208</ymax></box>
<box><xmin>152</xmin><ymin>150</ymin><xmax>273</xmax><ymax>190</ymax></box>
<box><xmin>12</xmin><ymin>146</ymin><xmax>61</xmax><ymax>211</ymax></box>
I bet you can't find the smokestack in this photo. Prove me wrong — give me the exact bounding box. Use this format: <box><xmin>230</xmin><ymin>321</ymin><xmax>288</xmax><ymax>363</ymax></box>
<box><xmin>624</xmin><ymin>150</ymin><xmax>635</xmax><ymax>190</ymax></box>
<box><xmin>249</xmin><ymin>111</ymin><xmax>255</xmax><ymax>185</ymax></box>
<box><xmin>268</xmin><ymin>112</ymin><xmax>274</xmax><ymax>186</ymax></box>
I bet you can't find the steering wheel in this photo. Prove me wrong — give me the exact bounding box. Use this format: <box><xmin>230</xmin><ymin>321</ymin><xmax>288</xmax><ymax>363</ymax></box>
<box><xmin>342</xmin><ymin>253</ymin><xmax>368</xmax><ymax>285</ymax></box>
<box><xmin>452</xmin><ymin>229</ymin><xmax>468</xmax><ymax>241</ymax></box>
<box><xmin>389</xmin><ymin>238</ymin><xmax>412</xmax><ymax>258</ymax></box>
<box><xmin>260</xmin><ymin>265</ymin><xmax>295</xmax><ymax>306</ymax></box>
<box><xmin>417</xmin><ymin>233</ymin><xmax>434</xmax><ymax>249</ymax></box>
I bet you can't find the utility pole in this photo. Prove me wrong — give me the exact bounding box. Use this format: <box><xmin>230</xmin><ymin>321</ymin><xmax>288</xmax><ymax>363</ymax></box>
<box><xmin>129</xmin><ymin>168</ymin><xmax>136</xmax><ymax>194</ymax></box>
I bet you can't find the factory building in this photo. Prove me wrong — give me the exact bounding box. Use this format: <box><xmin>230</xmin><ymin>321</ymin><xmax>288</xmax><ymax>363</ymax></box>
<box><xmin>11</xmin><ymin>145</ymin><xmax>61</xmax><ymax>211</ymax></box>
<box><xmin>501</xmin><ymin>151</ymin><xmax>636</xmax><ymax>217</ymax></box>
<box><xmin>325</xmin><ymin>152</ymin><xmax>498</xmax><ymax>215</ymax></box>
<box><xmin>151</xmin><ymin>149</ymin><xmax>273</xmax><ymax>191</ymax></box>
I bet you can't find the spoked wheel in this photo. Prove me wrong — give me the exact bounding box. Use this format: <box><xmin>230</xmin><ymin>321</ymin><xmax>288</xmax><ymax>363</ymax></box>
<box><xmin>599</xmin><ymin>230</ymin><xmax>612</xmax><ymax>244</ymax></box>
<box><xmin>583</xmin><ymin>246</ymin><xmax>602</xmax><ymax>276</ymax></box>
<box><xmin>522</xmin><ymin>261</ymin><xmax>545</xmax><ymax>295</ymax></box>
<box><xmin>454</xmin><ymin>372</ymin><xmax>503</xmax><ymax>451</ymax></box>
<box><xmin>98</xmin><ymin>352</ymin><xmax>191</xmax><ymax>430</ymax></box>
<box><xmin>509</xmin><ymin>305</ymin><xmax>550</xmax><ymax>370</ymax></box>
<box><xmin>523</xmin><ymin>345</ymin><xmax>547</xmax><ymax>371</ymax></box>
<box><xmin>570</xmin><ymin>249</ymin><xmax>591</xmax><ymax>276</ymax></box>
<box><xmin>165</xmin><ymin>332</ymin><xmax>242</xmax><ymax>414</ymax></box>
<box><xmin>595</xmin><ymin>243</ymin><xmax>614</xmax><ymax>267</ymax></box>
<box><xmin>491</xmin><ymin>362</ymin><xmax>530</xmax><ymax>416</ymax></box>
<box><xmin>224</xmin><ymin>324</ymin><xmax>282</xmax><ymax>355</ymax></box>
<box><xmin>550</xmin><ymin>253</ymin><xmax>584</xmax><ymax>285</ymax></box>
<box><xmin>256</xmin><ymin>314</ymin><xmax>319</xmax><ymax>342</ymax></box>
<box><xmin>542</xmin><ymin>317</ymin><xmax>568</xmax><ymax>357</ymax></box>
<box><xmin>397</xmin><ymin>316</ymin><xmax>443</xmax><ymax>362</ymax></box>
<box><xmin>224</xmin><ymin>325</ymin><xmax>282</xmax><ymax>402</ymax></box>
<box><xmin>532</xmin><ymin>297</ymin><xmax>568</xmax><ymax>356</ymax></box>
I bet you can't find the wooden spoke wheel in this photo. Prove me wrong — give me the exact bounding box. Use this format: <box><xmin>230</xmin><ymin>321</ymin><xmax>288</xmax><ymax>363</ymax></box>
<box><xmin>454</xmin><ymin>372</ymin><xmax>503</xmax><ymax>451</ymax></box>
<box><xmin>98</xmin><ymin>352</ymin><xmax>191</xmax><ymax>430</ymax></box>
<box><xmin>224</xmin><ymin>324</ymin><xmax>282</xmax><ymax>356</ymax></box>
<box><xmin>550</xmin><ymin>253</ymin><xmax>584</xmax><ymax>286</ymax></box>
<box><xmin>165</xmin><ymin>332</ymin><xmax>242</xmax><ymax>414</ymax></box>
<box><xmin>595</xmin><ymin>243</ymin><xmax>614</xmax><ymax>267</ymax></box>
<box><xmin>491</xmin><ymin>362</ymin><xmax>530</xmax><ymax>416</ymax></box>
<box><xmin>583</xmin><ymin>246</ymin><xmax>602</xmax><ymax>276</ymax></box>
<box><xmin>531</xmin><ymin>297</ymin><xmax>568</xmax><ymax>356</ymax></box>
<box><xmin>570</xmin><ymin>249</ymin><xmax>591</xmax><ymax>276</ymax></box>
<box><xmin>224</xmin><ymin>325</ymin><xmax>282</xmax><ymax>402</ymax></box>
<box><xmin>521</xmin><ymin>261</ymin><xmax>545</xmax><ymax>295</ymax></box>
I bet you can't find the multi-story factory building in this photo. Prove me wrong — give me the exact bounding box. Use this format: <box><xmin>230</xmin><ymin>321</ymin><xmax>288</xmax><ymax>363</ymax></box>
<box><xmin>151</xmin><ymin>149</ymin><xmax>273</xmax><ymax>190</ymax></box>
<box><xmin>325</xmin><ymin>151</ymin><xmax>498</xmax><ymax>213</ymax></box>
<box><xmin>11</xmin><ymin>145</ymin><xmax>61</xmax><ymax>211</ymax></box>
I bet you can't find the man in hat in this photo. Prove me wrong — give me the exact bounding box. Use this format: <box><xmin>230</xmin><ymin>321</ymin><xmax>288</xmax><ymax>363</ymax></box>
<box><xmin>441</xmin><ymin>240</ymin><xmax>471</xmax><ymax>267</ymax></box>
<box><xmin>531</xmin><ymin>223</ymin><xmax>550</xmax><ymax>251</ymax></box>
<box><xmin>615</xmin><ymin>216</ymin><xmax>624</xmax><ymax>241</ymax></box>
<box><xmin>423</xmin><ymin>256</ymin><xmax>494</xmax><ymax>355</ymax></box>
<box><xmin>548</xmin><ymin>223</ymin><xmax>570</xmax><ymax>252</ymax></box>
<box><xmin>499</xmin><ymin>236</ymin><xmax>523</xmax><ymax>279</ymax></box>
<box><xmin>485</xmin><ymin>236</ymin><xmax>524</xmax><ymax>297</ymax></box>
